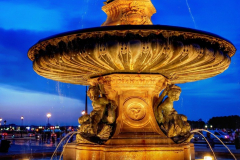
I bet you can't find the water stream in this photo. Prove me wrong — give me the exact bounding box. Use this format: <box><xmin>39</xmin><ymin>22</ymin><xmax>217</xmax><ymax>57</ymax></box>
<box><xmin>50</xmin><ymin>129</ymin><xmax>237</xmax><ymax>160</ymax></box>
<box><xmin>191</xmin><ymin>129</ymin><xmax>237</xmax><ymax>160</ymax></box>
<box><xmin>50</xmin><ymin>131</ymin><xmax>79</xmax><ymax>160</ymax></box>
<box><xmin>195</xmin><ymin>131</ymin><xmax>216</xmax><ymax>160</ymax></box>
<box><xmin>185</xmin><ymin>0</ymin><xmax>197</xmax><ymax>29</ymax></box>
<box><xmin>59</xmin><ymin>131</ymin><xmax>79</xmax><ymax>160</ymax></box>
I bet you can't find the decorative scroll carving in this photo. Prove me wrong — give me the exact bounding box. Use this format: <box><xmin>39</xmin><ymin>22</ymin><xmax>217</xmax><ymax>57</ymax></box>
<box><xmin>120</xmin><ymin>2</ymin><xmax>150</xmax><ymax>25</ymax></box>
<box><xmin>76</xmin><ymin>84</ymin><xmax>117</xmax><ymax>144</ymax></box>
<box><xmin>153</xmin><ymin>84</ymin><xmax>193</xmax><ymax>143</ymax></box>
<box><xmin>118</xmin><ymin>42</ymin><xmax>131</xmax><ymax>64</ymax></box>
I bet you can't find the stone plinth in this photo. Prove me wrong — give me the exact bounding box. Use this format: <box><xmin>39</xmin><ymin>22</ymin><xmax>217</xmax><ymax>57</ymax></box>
<box><xmin>64</xmin><ymin>74</ymin><xmax>194</xmax><ymax>160</ymax></box>
<box><xmin>88</xmin><ymin>74</ymin><xmax>171</xmax><ymax>144</ymax></box>
<box><xmin>64</xmin><ymin>143</ymin><xmax>194</xmax><ymax>160</ymax></box>
<box><xmin>75</xmin><ymin>143</ymin><xmax>193</xmax><ymax>160</ymax></box>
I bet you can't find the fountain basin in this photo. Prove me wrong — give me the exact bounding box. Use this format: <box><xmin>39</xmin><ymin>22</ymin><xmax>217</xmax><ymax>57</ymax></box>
<box><xmin>28</xmin><ymin>25</ymin><xmax>235</xmax><ymax>85</ymax></box>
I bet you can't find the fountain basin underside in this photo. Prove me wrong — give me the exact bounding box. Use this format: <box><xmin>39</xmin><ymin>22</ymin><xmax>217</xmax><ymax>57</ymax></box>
<box><xmin>63</xmin><ymin>143</ymin><xmax>195</xmax><ymax>160</ymax></box>
<box><xmin>28</xmin><ymin>25</ymin><xmax>235</xmax><ymax>85</ymax></box>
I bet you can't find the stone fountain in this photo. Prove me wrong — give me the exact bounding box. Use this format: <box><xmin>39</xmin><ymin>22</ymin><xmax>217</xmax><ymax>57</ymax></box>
<box><xmin>28</xmin><ymin>0</ymin><xmax>236</xmax><ymax>159</ymax></box>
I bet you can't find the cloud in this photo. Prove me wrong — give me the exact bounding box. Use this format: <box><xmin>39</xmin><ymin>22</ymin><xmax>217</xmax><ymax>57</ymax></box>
<box><xmin>0</xmin><ymin>2</ymin><xmax>63</xmax><ymax>31</ymax></box>
<box><xmin>0</xmin><ymin>84</ymin><xmax>84</xmax><ymax>125</ymax></box>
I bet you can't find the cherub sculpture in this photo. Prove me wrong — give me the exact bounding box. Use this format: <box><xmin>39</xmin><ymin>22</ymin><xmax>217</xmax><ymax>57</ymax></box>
<box><xmin>153</xmin><ymin>84</ymin><xmax>193</xmax><ymax>143</ymax></box>
<box><xmin>76</xmin><ymin>84</ymin><xmax>117</xmax><ymax>144</ymax></box>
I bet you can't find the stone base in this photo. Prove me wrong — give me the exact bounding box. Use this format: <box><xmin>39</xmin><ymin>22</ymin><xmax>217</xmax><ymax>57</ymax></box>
<box><xmin>63</xmin><ymin>143</ymin><xmax>195</xmax><ymax>160</ymax></box>
<box><xmin>64</xmin><ymin>74</ymin><xmax>195</xmax><ymax>160</ymax></box>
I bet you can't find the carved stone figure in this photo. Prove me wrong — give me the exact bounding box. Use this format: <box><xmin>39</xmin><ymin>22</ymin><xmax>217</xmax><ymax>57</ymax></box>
<box><xmin>154</xmin><ymin>84</ymin><xmax>193</xmax><ymax>143</ymax></box>
<box><xmin>76</xmin><ymin>84</ymin><xmax>117</xmax><ymax>144</ymax></box>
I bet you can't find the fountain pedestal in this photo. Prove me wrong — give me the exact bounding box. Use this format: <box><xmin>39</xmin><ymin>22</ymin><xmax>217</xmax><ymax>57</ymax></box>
<box><xmin>28</xmin><ymin>0</ymin><xmax>236</xmax><ymax>160</ymax></box>
<box><xmin>64</xmin><ymin>74</ymin><xmax>195</xmax><ymax>160</ymax></box>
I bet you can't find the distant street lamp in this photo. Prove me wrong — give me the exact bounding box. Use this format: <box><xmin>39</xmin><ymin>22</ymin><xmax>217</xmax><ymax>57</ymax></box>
<box><xmin>81</xmin><ymin>110</ymin><xmax>86</xmax><ymax>115</ymax></box>
<box><xmin>47</xmin><ymin>113</ymin><xmax>51</xmax><ymax>126</ymax></box>
<box><xmin>21</xmin><ymin>116</ymin><xmax>24</xmax><ymax>126</ymax></box>
<box><xmin>21</xmin><ymin>116</ymin><xmax>24</xmax><ymax>138</ymax></box>
<box><xmin>81</xmin><ymin>86</ymin><xmax>88</xmax><ymax>116</ymax></box>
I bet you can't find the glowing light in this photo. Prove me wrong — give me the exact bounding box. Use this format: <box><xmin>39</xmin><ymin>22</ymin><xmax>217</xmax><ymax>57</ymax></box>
<box><xmin>204</xmin><ymin>156</ymin><xmax>212</xmax><ymax>160</ymax></box>
<box><xmin>81</xmin><ymin>110</ymin><xmax>86</xmax><ymax>115</ymax></box>
<box><xmin>47</xmin><ymin>113</ymin><xmax>51</xmax><ymax>118</ymax></box>
<box><xmin>21</xmin><ymin>116</ymin><xmax>24</xmax><ymax>120</ymax></box>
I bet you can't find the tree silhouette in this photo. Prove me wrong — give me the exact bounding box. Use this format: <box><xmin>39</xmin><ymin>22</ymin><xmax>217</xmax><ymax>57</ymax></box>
<box><xmin>208</xmin><ymin>115</ymin><xmax>240</xmax><ymax>129</ymax></box>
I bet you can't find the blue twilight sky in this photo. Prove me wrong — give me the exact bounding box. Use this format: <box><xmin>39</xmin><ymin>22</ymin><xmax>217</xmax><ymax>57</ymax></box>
<box><xmin>0</xmin><ymin>0</ymin><xmax>239</xmax><ymax>126</ymax></box>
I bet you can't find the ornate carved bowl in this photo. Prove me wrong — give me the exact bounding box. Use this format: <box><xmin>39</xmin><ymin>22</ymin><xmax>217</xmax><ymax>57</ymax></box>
<box><xmin>28</xmin><ymin>25</ymin><xmax>236</xmax><ymax>85</ymax></box>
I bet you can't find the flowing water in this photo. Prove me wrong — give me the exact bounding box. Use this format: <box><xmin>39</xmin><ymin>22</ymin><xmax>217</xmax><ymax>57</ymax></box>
<box><xmin>194</xmin><ymin>131</ymin><xmax>216</xmax><ymax>160</ymax></box>
<box><xmin>59</xmin><ymin>131</ymin><xmax>79</xmax><ymax>159</ymax></box>
<box><xmin>50</xmin><ymin>131</ymin><xmax>79</xmax><ymax>160</ymax></box>
<box><xmin>191</xmin><ymin>129</ymin><xmax>237</xmax><ymax>160</ymax></box>
<box><xmin>185</xmin><ymin>0</ymin><xmax>197</xmax><ymax>29</ymax></box>
<box><xmin>50</xmin><ymin>129</ymin><xmax>237</xmax><ymax>160</ymax></box>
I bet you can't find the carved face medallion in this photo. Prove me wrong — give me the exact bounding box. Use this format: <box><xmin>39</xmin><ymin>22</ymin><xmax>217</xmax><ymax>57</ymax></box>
<box><xmin>127</xmin><ymin>103</ymin><xmax>146</xmax><ymax>121</ymax></box>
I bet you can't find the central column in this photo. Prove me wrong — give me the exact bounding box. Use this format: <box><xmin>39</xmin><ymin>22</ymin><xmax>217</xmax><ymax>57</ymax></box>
<box><xmin>101</xmin><ymin>0</ymin><xmax>156</xmax><ymax>26</ymax></box>
<box><xmin>89</xmin><ymin>74</ymin><xmax>174</xmax><ymax>145</ymax></box>
<box><xmin>72</xmin><ymin>74</ymin><xmax>194</xmax><ymax>160</ymax></box>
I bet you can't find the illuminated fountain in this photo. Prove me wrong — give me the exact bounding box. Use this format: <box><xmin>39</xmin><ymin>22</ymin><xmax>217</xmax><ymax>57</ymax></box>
<box><xmin>28</xmin><ymin>0</ymin><xmax>236</xmax><ymax>159</ymax></box>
